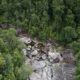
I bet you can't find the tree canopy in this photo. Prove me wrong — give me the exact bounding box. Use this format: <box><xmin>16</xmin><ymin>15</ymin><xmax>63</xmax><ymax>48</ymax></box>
<box><xmin>0</xmin><ymin>0</ymin><xmax>80</xmax><ymax>80</ymax></box>
<box><xmin>0</xmin><ymin>28</ymin><xmax>32</xmax><ymax>80</ymax></box>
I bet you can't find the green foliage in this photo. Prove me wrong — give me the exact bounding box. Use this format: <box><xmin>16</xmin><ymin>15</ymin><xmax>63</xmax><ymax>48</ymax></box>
<box><xmin>0</xmin><ymin>54</ymin><xmax>5</xmax><ymax>68</ymax></box>
<box><xmin>16</xmin><ymin>64</ymin><xmax>32</xmax><ymax>80</ymax></box>
<box><xmin>0</xmin><ymin>29</ymin><xmax>31</xmax><ymax>80</ymax></box>
<box><xmin>28</xmin><ymin>26</ymin><xmax>39</xmax><ymax>37</ymax></box>
<box><xmin>0</xmin><ymin>0</ymin><xmax>80</xmax><ymax>80</ymax></box>
<box><xmin>61</xmin><ymin>26</ymin><xmax>77</xmax><ymax>43</ymax></box>
<box><xmin>68</xmin><ymin>41</ymin><xmax>80</xmax><ymax>53</ymax></box>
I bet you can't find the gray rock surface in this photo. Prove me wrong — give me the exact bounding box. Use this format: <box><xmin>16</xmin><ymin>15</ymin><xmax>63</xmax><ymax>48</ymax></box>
<box><xmin>20</xmin><ymin>37</ymin><xmax>75</xmax><ymax>80</ymax></box>
<box><xmin>32</xmin><ymin>61</ymin><xmax>46</xmax><ymax>70</ymax></box>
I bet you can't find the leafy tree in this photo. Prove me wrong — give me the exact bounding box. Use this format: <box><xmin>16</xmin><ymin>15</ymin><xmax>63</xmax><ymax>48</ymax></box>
<box><xmin>61</xmin><ymin>26</ymin><xmax>78</xmax><ymax>43</ymax></box>
<box><xmin>0</xmin><ymin>0</ymin><xmax>80</xmax><ymax>79</ymax></box>
<box><xmin>0</xmin><ymin>28</ymin><xmax>32</xmax><ymax>80</ymax></box>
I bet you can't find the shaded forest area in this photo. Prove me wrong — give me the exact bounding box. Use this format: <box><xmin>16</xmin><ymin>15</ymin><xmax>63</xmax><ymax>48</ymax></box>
<box><xmin>0</xmin><ymin>0</ymin><xmax>80</xmax><ymax>80</ymax></box>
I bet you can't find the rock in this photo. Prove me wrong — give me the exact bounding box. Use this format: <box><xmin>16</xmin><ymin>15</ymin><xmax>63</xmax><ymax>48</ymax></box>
<box><xmin>52</xmin><ymin>63</ymin><xmax>64</xmax><ymax>80</ymax></box>
<box><xmin>20</xmin><ymin>37</ymin><xmax>31</xmax><ymax>44</ymax></box>
<box><xmin>30</xmin><ymin>72</ymin><xmax>41</xmax><ymax>80</ymax></box>
<box><xmin>33</xmin><ymin>54</ymin><xmax>41</xmax><ymax>60</ymax></box>
<box><xmin>22</xmin><ymin>49</ymin><xmax>27</xmax><ymax>56</ymax></box>
<box><xmin>29</xmin><ymin>41</ymin><xmax>35</xmax><ymax>46</ymax></box>
<box><xmin>19</xmin><ymin>37</ymin><xmax>75</xmax><ymax>80</ymax></box>
<box><xmin>62</xmin><ymin>49</ymin><xmax>75</xmax><ymax>64</ymax></box>
<box><xmin>42</xmin><ymin>54</ymin><xmax>47</xmax><ymax>60</ymax></box>
<box><xmin>27</xmin><ymin>45</ymin><xmax>32</xmax><ymax>50</ymax></box>
<box><xmin>62</xmin><ymin>63</ymin><xmax>75</xmax><ymax>80</ymax></box>
<box><xmin>32</xmin><ymin>61</ymin><xmax>46</xmax><ymax>70</ymax></box>
<box><xmin>41</xmin><ymin>65</ymin><xmax>52</xmax><ymax>80</ymax></box>
<box><xmin>25</xmin><ymin>58</ymin><xmax>31</xmax><ymax>65</ymax></box>
<box><xmin>48</xmin><ymin>56</ymin><xmax>54</xmax><ymax>62</ymax></box>
<box><xmin>48</xmin><ymin>51</ymin><xmax>60</xmax><ymax>60</ymax></box>
<box><xmin>53</xmin><ymin>57</ymin><xmax>60</xmax><ymax>63</ymax></box>
<box><xmin>31</xmin><ymin>49</ymin><xmax>38</xmax><ymax>56</ymax></box>
<box><xmin>37</xmin><ymin>42</ymin><xmax>45</xmax><ymax>50</ymax></box>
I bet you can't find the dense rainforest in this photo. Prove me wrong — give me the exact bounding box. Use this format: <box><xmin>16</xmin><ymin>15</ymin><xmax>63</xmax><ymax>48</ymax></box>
<box><xmin>0</xmin><ymin>0</ymin><xmax>80</xmax><ymax>80</ymax></box>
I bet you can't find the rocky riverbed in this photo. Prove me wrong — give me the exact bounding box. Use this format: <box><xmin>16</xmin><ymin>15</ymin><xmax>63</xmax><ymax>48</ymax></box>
<box><xmin>20</xmin><ymin>36</ymin><xmax>75</xmax><ymax>80</ymax></box>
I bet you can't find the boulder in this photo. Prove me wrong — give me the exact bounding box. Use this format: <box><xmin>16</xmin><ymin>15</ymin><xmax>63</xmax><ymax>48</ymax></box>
<box><xmin>22</xmin><ymin>49</ymin><xmax>27</xmax><ymax>56</ymax></box>
<box><xmin>31</xmin><ymin>49</ymin><xmax>38</xmax><ymax>56</ymax></box>
<box><xmin>27</xmin><ymin>45</ymin><xmax>32</xmax><ymax>51</ymax></box>
<box><xmin>62</xmin><ymin>49</ymin><xmax>75</xmax><ymax>64</ymax></box>
<box><xmin>30</xmin><ymin>72</ymin><xmax>41</xmax><ymax>80</ymax></box>
<box><xmin>32</xmin><ymin>61</ymin><xmax>46</xmax><ymax>70</ymax></box>
<box><xmin>20</xmin><ymin>37</ymin><xmax>31</xmax><ymax>44</ymax></box>
<box><xmin>53</xmin><ymin>57</ymin><xmax>60</xmax><ymax>63</ymax></box>
<box><xmin>48</xmin><ymin>51</ymin><xmax>60</xmax><ymax>60</ymax></box>
<box><xmin>42</xmin><ymin>54</ymin><xmax>47</xmax><ymax>60</ymax></box>
<box><xmin>37</xmin><ymin>42</ymin><xmax>45</xmax><ymax>50</ymax></box>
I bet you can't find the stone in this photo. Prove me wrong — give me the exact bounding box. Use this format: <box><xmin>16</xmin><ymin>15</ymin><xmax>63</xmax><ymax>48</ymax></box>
<box><xmin>62</xmin><ymin>63</ymin><xmax>75</xmax><ymax>80</ymax></box>
<box><xmin>27</xmin><ymin>45</ymin><xmax>32</xmax><ymax>50</ymax></box>
<box><xmin>31</xmin><ymin>49</ymin><xmax>38</xmax><ymax>56</ymax></box>
<box><xmin>37</xmin><ymin>42</ymin><xmax>45</xmax><ymax>50</ymax></box>
<box><xmin>29</xmin><ymin>41</ymin><xmax>35</xmax><ymax>46</ymax></box>
<box><xmin>19</xmin><ymin>37</ymin><xmax>75</xmax><ymax>80</ymax></box>
<box><xmin>42</xmin><ymin>54</ymin><xmax>47</xmax><ymax>60</ymax></box>
<box><xmin>22</xmin><ymin>49</ymin><xmax>27</xmax><ymax>56</ymax></box>
<box><xmin>53</xmin><ymin>57</ymin><xmax>60</xmax><ymax>63</ymax></box>
<box><xmin>25</xmin><ymin>58</ymin><xmax>31</xmax><ymax>65</ymax></box>
<box><xmin>30</xmin><ymin>72</ymin><xmax>41</xmax><ymax>80</ymax></box>
<box><xmin>62</xmin><ymin>49</ymin><xmax>75</xmax><ymax>64</ymax></box>
<box><xmin>48</xmin><ymin>51</ymin><xmax>60</xmax><ymax>60</ymax></box>
<box><xmin>20</xmin><ymin>37</ymin><xmax>31</xmax><ymax>44</ymax></box>
<box><xmin>33</xmin><ymin>54</ymin><xmax>41</xmax><ymax>60</ymax></box>
<box><xmin>32</xmin><ymin>61</ymin><xmax>46</xmax><ymax>70</ymax></box>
